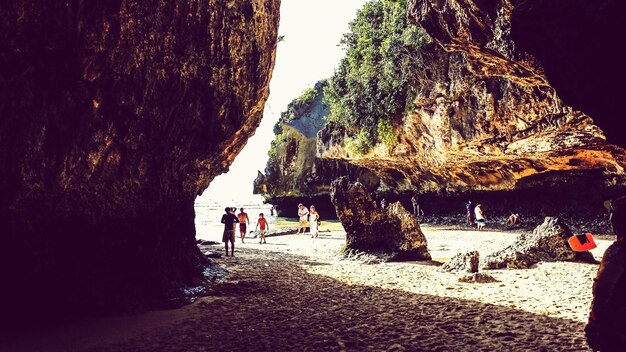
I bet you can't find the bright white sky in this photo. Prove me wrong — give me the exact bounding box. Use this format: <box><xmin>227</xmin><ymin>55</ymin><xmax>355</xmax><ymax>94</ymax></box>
<box><xmin>200</xmin><ymin>0</ymin><xmax>368</xmax><ymax>202</ymax></box>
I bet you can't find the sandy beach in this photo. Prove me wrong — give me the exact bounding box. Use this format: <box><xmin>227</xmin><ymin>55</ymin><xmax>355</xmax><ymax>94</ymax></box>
<box><xmin>2</xmin><ymin>223</ymin><xmax>609</xmax><ymax>351</ymax></box>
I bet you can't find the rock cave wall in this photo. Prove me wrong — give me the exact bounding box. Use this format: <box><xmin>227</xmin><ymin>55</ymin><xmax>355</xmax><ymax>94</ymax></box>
<box><xmin>259</xmin><ymin>0</ymin><xmax>625</xmax><ymax>228</ymax></box>
<box><xmin>0</xmin><ymin>0</ymin><xmax>280</xmax><ymax>321</ymax></box>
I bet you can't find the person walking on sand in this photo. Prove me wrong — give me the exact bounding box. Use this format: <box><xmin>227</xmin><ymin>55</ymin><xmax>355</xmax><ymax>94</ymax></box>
<box><xmin>586</xmin><ymin>196</ymin><xmax>626</xmax><ymax>351</ymax></box>
<box><xmin>309</xmin><ymin>205</ymin><xmax>320</xmax><ymax>238</ymax></box>
<box><xmin>221</xmin><ymin>207</ymin><xmax>239</xmax><ymax>257</ymax></box>
<box><xmin>474</xmin><ymin>203</ymin><xmax>486</xmax><ymax>231</ymax></box>
<box><xmin>237</xmin><ymin>208</ymin><xmax>250</xmax><ymax>243</ymax></box>
<box><xmin>466</xmin><ymin>200</ymin><xmax>475</xmax><ymax>225</ymax></box>
<box><xmin>297</xmin><ymin>203</ymin><xmax>309</xmax><ymax>235</ymax></box>
<box><xmin>255</xmin><ymin>213</ymin><xmax>269</xmax><ymax>244</ymax></box>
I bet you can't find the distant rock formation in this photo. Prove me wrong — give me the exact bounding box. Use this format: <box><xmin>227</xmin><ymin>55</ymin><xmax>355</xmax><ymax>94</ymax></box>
<box><xmin>482</xmin><ymin>217</ymin><xmax>596</xmax><ymax>270</ymax></box>
<box><xmin>330</xmin><ymin>177</ymin><xmax>431</xmax><ymax>261</ymax></box>
<box><xmin>254</xmin><ymin>81</ymin><xmax>379</xmax><ymax>216</ymax></box>
<box><xmin>442</xmin><ymin>251</ymin><xmax>479</xmax><ymax>274</ymax></box>
<box><xmin>0</xmin><ymin>0</ymin><xmax>280</xmax><ymax>320</ymax></box>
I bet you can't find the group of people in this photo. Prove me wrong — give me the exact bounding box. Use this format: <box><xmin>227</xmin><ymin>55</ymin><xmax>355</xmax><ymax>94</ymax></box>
<box><xmin>297</xmin><ymin>203</ymin><xmax>321</xmax><ymax>238</ymax></box>
<box><xmin>216</xmin><ymin>197</ymin><xmax>626</xmax><ymax>350</ymax></box>
<box><xmin>220</xmin><ymin>207</ymin><xmax>270</xmax><ymax>257</ymax></box>
<box><xmin>465</xmin><ymin>200</ymin><xmax>520</xmax><ymax>231</ymax></box>
<box><xmin>465</xmin><ymin>200</ymin><xmax>486</xmax><ymax>230</ymax></box>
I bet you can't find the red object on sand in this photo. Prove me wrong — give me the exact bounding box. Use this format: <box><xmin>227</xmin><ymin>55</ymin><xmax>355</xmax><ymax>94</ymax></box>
<box><xmin>568</xmin><ymin>233</ymin><xmax>597</xmax><ymax>252</ymax></box>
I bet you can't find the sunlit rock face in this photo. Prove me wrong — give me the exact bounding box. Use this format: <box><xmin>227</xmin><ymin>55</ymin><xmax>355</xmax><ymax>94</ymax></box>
<box><xmin>330</xmin><ymin>177</ymin><xmax>431</xmax><ymax>261</ymax></box>
<box><xmin>0</xmin><ymin>0</ymin><xmax>279</xmax><ymax>320</ymax></box>
<box><xmin>254</xmin><ymin>82</ymin><xmax>380</xmax><ymax>216</ymax></box>
<box><xmin>314</xmin><ymin>2</ymin><xmax>625</xmax><ymax>196</ymax></box>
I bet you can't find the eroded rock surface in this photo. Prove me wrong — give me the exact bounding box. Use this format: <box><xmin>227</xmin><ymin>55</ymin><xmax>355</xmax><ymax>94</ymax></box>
<box><xmin>442</xmin><ymin>251</ymin><xmax>479</xmax><ymax>274</ymax></box>
<box><xmin>458</xmin><ymin>273</ymin><xmax>499</xmax><ymax>284</ymax></box>
<box><xmin>330</xmin><ymin>177</ymin><xmax>430</xmax><ymax>261</ymax></box>
<box><xmin>255</xmin><ymin>81</ymin><xmax>379</xmax><ymax>216</ymax></box>
<box><xmin>0</xmin><ymin>0</ymin><xmax>279</xmax><ymax>320</ymax></box>
<box><xmin>482</xmin><ymin>217</ymin><xmax>596</xmax><ymax>270</ymax></box>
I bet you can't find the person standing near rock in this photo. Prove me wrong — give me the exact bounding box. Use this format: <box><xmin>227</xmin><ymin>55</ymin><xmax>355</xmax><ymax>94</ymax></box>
<box><xmin>309</xmin><ymin>205</ymin><xmax>320</xmax><ymax>238</ymax></box>
<box><xmin>466</xmin><ymin>200</ymin><xmax>475</xmax><ymax>225</ymax></box>
<box><xmin>297</xmin><ymin>203</ymin><xmax>309</xmax><ymax>235</ymax></box>
<box><xmin>237</xmin><ymin>208</ymin><xmax>250</xmax><ymax>243</ymax></box>
<box><xmin>412</xmin><ymin>195</ymin><xmax>424</xmax><ymax>216</ymax></box>
<box><xmin>221</xmin><ymin>207</ymin><xmax>239</xmax><ymax>256</ymax></box>
<box><xmin>381</xmin><ymin>198</ymin><xmax>387</xmax><ymax>210</ymax></box>
<box><xmin>474</xmin><ymin>204</ymin><xmax>486</xmax><ymax>231</ymax></box>
<box><xmin>270</xmin><ymin>205</ymin><xmax>275</xmax><ymax>216</ymax></box>
<box><xmin>586</xmin><ymin>196</ymin><xmax>626</xmax><ymax>351</ymax></box>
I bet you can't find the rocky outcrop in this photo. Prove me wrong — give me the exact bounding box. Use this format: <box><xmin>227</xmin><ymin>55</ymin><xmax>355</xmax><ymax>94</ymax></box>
<box><xmin>318</xmin><ymin>39</ymin><xmax>625</xmax><ymax>195</ymax></box>
<box><xmin>330</xmin><ymin>177</ymin><xmax>431</xmax><ymax>261</ymax></box>
<box><xmin>482</xmin><ymin>217</ymin><xmax>596</xmax><ymax>269</ymax></box>
<box><xmin>458</xmin><ymin>273</ymin><xmax>499</xmax><ymax>284</ymax></box>
<box><xmin>0</xmin><ymin>0</ymin><xmax>279</xmax><ymax>320</ymax></box>
<box><xmin>257</xmin><ymin>1</ymin><xmax>625</xmax><ymax>226</ymax></box>
<box><xmin>442</xmin><ymin>251</ymin><xmax>479</xmax><ymax>274</ymax></box>
<box><xmin>255</xmin><ymin>81</ymin><xmax>380</xmax><ymax>216</ymax></box>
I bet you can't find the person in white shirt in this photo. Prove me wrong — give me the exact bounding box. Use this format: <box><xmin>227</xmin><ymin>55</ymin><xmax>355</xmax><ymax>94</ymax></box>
<box><xmin>297</xmin><ymin>203</ymin><xmax>309</xmax><ymax>235</ymax></box>
<box><xmin>474</xmin><ymin>204</ymin><xmax>486</xmax><ymax>231</ymax></box>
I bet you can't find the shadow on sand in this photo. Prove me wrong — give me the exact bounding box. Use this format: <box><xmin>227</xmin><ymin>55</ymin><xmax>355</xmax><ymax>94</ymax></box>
<box><xmin>2</xmin><ymin>247</ymin><xmax>590</xmax><ymax>352</ymax></box>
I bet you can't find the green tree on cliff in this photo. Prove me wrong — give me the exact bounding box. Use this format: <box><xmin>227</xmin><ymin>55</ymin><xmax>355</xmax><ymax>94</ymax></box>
<box><xmin>324</xmin><ymin>0</ymin><xmax>430</xmax><ymax>154</ymax></box>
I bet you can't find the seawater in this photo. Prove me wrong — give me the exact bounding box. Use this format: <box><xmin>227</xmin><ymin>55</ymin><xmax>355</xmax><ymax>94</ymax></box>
<box><xmin>194</xmin><ymin>194</ymin><xmax>289</xmax><ymax>241</ymax></box>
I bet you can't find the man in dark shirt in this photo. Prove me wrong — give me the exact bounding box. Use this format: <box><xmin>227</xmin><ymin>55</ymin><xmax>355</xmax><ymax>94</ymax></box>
<box><xmin>586</xmin><ymin>196</ymin><xmax>626</xmax><ymax>351</ymax></box>
<box><xmin>221</xmin><ymin>207</ymin><xmax>239</xmax><ymax>257</ymax></box>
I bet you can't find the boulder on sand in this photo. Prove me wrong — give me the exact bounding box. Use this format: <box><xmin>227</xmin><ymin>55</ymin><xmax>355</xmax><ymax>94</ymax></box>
<box><xmin>330</xmin><ymin>177</ymin><xmax>431</xmax><ymax>261</ymax></box>
<box><xmin>442</xmin><ymin>251</ymin><xmax>479</xmax><ymax>274</ymax></box>
<box><xmin>482</xmin><ymin>217</ymin><xmax>596</xmax><ymax>269</ymax></box>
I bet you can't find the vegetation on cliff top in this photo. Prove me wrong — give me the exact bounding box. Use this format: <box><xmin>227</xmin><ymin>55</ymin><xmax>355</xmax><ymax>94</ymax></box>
<box><xmin>269</xmin><ymin>80</ymin><xmax>328</xmax><ymax>159</ymax></box>
<box><xmin>323</xmin><ymin>0</ymin><xmax>430</xmax><ymax>155</ymax></box>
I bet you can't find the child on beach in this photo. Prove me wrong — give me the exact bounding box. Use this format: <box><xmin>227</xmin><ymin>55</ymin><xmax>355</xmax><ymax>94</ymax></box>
<box><xmin>255</xmin><ymin>213</ymin><xmax>269</xmax><ymax>244</ymax></box>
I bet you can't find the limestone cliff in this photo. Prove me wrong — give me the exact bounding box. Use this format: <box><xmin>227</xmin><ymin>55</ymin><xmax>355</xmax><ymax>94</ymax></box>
<box><xmin>255</xmin><ymin>81</ymin><xmax>379</xmax><ymax>216</ymax></box>
<box><xmin>315</xmin><ymin>0</ymin><xmax>625</xmax><ymax>195</ymax></box>
<box><xmin>0</xmin><ymin>0</ymin><xmax>279</xmax><ymax>320</ymax></box>
<box><xmin>260</xmin><ymin>0</ymin><xmax>625</xmax><ymax>229</ymax></box>
<box><xmin>318</xmin><ymin>41</ymin><xmax>625</xmax><ymax>195</ymax></box>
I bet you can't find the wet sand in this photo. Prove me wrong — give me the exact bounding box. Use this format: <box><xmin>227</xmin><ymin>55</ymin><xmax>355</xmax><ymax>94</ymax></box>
<box><xmin>2</xmin><ymin>224</ymin><xmax>607</xmax><ymax>351</ymax></box>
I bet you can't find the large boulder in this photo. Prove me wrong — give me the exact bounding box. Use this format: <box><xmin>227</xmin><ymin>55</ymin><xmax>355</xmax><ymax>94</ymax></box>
<box><xmin>442</xmin><ymin>251</ymin><xmax>479</xmax><ymax>274</ymax></box>
<box><xmin>330</xmin><ymin>177</ymin><xmax>431</xmax><ymax>261</ymax></box>
<box><xmin>482</xmin><ymin>217</ymin><xmax>596</xmax><ymax>269</ymax></box>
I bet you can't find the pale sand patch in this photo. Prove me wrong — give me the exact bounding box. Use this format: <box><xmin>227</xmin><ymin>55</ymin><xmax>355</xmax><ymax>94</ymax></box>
<box><xmin>257</xmin><ymin>223</ymin><xmax>609</xmax><ymax>323</ymax></box>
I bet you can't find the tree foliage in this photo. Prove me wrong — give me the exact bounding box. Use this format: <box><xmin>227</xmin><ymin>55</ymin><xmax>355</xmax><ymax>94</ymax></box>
<box><xmin>323</xmin><ymin>0</ymin><xmax>430</xmax><ymax>154</ymax></box>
